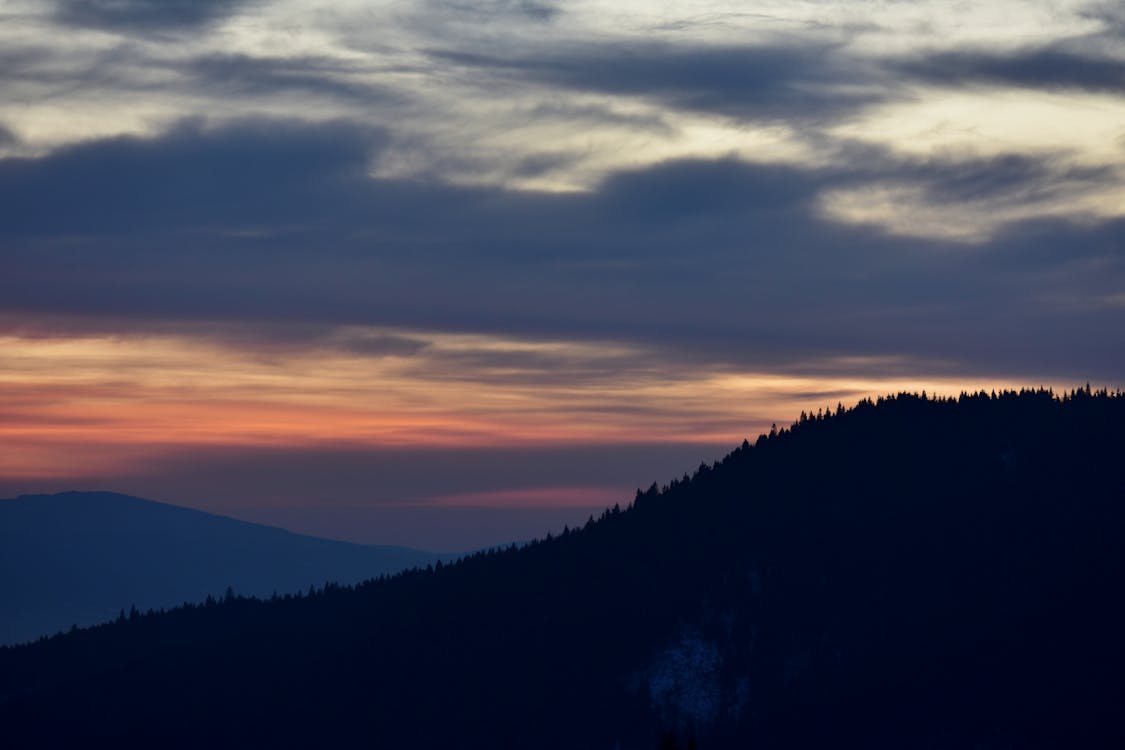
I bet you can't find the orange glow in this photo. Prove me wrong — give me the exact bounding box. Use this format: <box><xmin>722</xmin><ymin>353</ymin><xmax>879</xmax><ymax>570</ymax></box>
<box><xmin>0</xmin><ymin>330</ymin><xmax>1049</xmax><ymax>483</ymax></box>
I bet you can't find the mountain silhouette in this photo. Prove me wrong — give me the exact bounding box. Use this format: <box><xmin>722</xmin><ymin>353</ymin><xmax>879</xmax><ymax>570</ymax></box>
<box><xmin>1</xmin><ymin>388</ymin><xmax>1122</xmax><ymax>748</ymax></box>
<box><xmin>0</xmin><ymin>491</ymin><xmax>443</xmax><ymax>645</ymax></box>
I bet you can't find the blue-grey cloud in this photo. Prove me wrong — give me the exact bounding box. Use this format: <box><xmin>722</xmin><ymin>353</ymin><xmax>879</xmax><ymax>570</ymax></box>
<box><xmin>181</xmin><ymin>54</ymin><xmax>401</xmax><ymax>105</ymax></box>
<box><xmin>0</xmin><ymin>119</ymin><xmax>385</xmax><ymax>237</ymax></box>
<box><xmin>895</xmin><ymin>47</ymin><xmax>1125</xmax><ymax>93</ymax></box>
<box><xmin>426</xmin><ymin>0</ymin><xmax>560</xmax><ymax>23</ymax></box>
<box><xmin>54</xmin><ymin>0</ymin><xmax>255</xmax><ymax>31</ymax></box>
<box><xmin>0</xmin><ymin>46</ymin><xmax>53</xmax><ymax>83</ymax></box>
<box><xmin>0</xmin><ymin>118</ymin><xmax>1122</xmax><ymax>380</ymax></box>
<box><xmin>850</xmin><ymin>149</ymin><xmax>1122</xmax><ymax>213</ymax></box>
<box><xmin>909</xmin><ymin>154</ymin><xmax>1115</xmax><ymax>204</ymax></box>
<box><xmin>1080</xmin><ymin>3</ymin><xmax>1125</xmax><ymax>39</ymax></box>
<box><xmin>430</xmin><ymin>42</ymin><xmax>882</xmax><ymax>122</ymax></box>
<box><xmin>523</xmin><ymin>101</ymin><xmax>673</xmax><ymax>133</ymax></box>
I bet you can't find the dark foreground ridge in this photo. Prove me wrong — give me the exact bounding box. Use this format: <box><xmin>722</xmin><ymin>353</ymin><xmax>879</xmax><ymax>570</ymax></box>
<box><xmin>2</xmin><ymin>388</ymin><xmax>1123</xmax><ymax>748</ymax></box>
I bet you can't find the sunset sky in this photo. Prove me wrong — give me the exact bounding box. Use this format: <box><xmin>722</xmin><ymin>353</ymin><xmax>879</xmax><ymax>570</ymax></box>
<box><xmin>2</xmin><ymin>0</ymin><xmax>1123</xmax><ymax>549</ymax></box>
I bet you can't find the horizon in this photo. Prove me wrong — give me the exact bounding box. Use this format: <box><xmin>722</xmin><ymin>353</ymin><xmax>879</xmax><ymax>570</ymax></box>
<box><xmin>1</xmin><ymin>384</ymin><xmax>1107</xmax><ymax>550</ymax></box>
<box><xmin>2</xmin><ymin>0</ymin><xmax>1123</xmax><ymax>549</ymax></box>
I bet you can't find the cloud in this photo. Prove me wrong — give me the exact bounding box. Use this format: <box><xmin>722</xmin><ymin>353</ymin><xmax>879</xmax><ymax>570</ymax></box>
<box><xmin>181</xmin><ymin>54</ymin><xmax>402</xmax><ymax>106</ymax></box>
<box><xmin>819</xmin><ymin>146</ymin><xmax>1123</xmax><ymax>234</ymax></box>
<box><xmin>429</xmin><ymin>42</ymin><xmax>883</xmax><ymax>122</ymax></box>
<box><xmin>901</xmin><ymin>153</ymin><xmax>1117</xmax><ymax>205</ymax></box>
<box><xmin>521</xmin><ymin>100</ymin><xmax>673</xmax><ymax>134</ymax></box>
<box><xmin>1</xmin><ymin>118</ymin><xmax>1122</xmax><ymax>380</ymax></box>
<box><xmin>894</xmin><ymin>48</ymin><xmax>1125</xmax><ymax>93</ymax></box>
<box><xmin>53</xmin><ymin>0</ymin><xmax>254</xmax><ymax>32</ymax></box>
<box><xmin>425</xmin><ymin>0</ymin><xmax>560</xmax><ymax>23</ymax></box>
<box><xmin>1080</xmin><ymin>2</ymin><xmax>1125</xmax><ymax>40</ymax></box>
<box><xmin>594</xmin><ymin>157</ymin><xmax>824</xmax><ymax>219</ymax></box>
<box><xmin>331</xmin><ymin>332</ymin><xmax>433</xmax><ymax>358</ymax></box>
<box><xmin>0</xmin><ymin>118</ymin><xmax>386</xmax><ymax>237</ymax></box>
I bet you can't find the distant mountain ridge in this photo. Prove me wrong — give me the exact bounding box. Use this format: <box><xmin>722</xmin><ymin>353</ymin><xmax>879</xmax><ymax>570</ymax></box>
<box><xmin>2</xmin><ymin>389</ymin><xmax>1123</xmax><ymax>748</ymax></box>
<box><xmin>0</xmin><ymin>491</ymin><xmax>443</xmax><ymax>645</ymax></box>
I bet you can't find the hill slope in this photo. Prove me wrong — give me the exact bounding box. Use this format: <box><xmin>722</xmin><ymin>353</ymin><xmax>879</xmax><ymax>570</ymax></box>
<box><xmin>1</xmin><ymin>389</ymin><xmax>1123</xmax><ymax>748</ymax></box>
<box><xmin>0</xmin><ymin>492</ymin><xmax>442</xmax><ymax>645</ymax></box>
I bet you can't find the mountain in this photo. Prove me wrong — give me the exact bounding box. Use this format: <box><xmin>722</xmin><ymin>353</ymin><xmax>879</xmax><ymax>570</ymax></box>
<box><xmin>0</xmin><ymin>491</ymin><xmax>443</xmax><ymax>646</ymax></box>
<box><xmin>1</xmin><ymin>389</ymin><xmax>1123</xmax><ymax>749</ymax></box>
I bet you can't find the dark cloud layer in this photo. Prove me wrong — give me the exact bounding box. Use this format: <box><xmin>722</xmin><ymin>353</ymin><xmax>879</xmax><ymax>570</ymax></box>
<box><xmin>432</xmin><ymin>38</ymin><xmax>1125</xmax><ymax>123</ymax></box>
<box><xmin>1</xmin><ymin>118</ymin><xmax>1122</xmax><ymax>380</ymax></box>
<box><xmin>0</xmin><ymin>119</ymin><xmax>385</xmax><ymax>236</ymax></box>
<box><xmin>897</xmin><ymin>48</ymin><xmax>1125</xmax><ymax>93</ymax></box>
<box><xmin>54</xmin><ymin>0</ymin><xmax>254</xmax><ymax>31</ymax></box>
<box><xmin>182</xmin><ymin>55</ymin><xmax>400</xmax><ymax>105</ymax></box>
<box><xmin>431</xmin><ymin>42</ymin><xmax>881</xmax><ymax>122</ymax></box>
<box><xmin>906</xmin><ymin>154</ymin><xmax>1115</xmax><ymax>204</ymax></box>
<box><xmin>427</xmin><ymin>0</ymin><xmax>559</xmax><ymax>23</ymax></box>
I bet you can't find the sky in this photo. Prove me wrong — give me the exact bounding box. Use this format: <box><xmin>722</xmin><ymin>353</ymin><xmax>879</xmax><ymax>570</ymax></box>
<box><xmin>1</xmin><ymin>0</ymin><xmax>1123</xmax><ymax>550</ymax></box>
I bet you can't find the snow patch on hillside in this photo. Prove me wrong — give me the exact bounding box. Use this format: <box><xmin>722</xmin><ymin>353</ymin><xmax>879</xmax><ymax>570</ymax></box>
<box><xmin>647</xmin><ymin>629</ymin><xmax>722</xmax><ymax>727</ymax></box>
